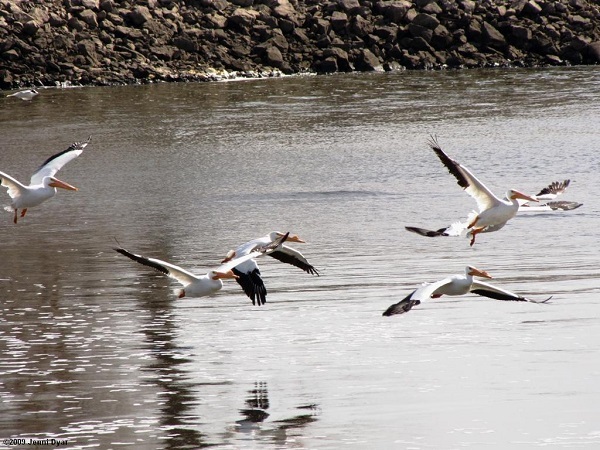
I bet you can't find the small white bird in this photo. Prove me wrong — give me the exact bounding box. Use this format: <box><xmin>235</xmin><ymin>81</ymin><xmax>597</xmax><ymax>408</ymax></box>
<box><xmin>406</xmin><ymin>137</ymin><xmax>538</xmax><ymax>246</ymax></box>
<box><xmin>7</xmin><ymin>89</ymin><xmax>39</xmax><ymax>101</ymax></box>
<box><xmin>221</xmin><ymin>231</ymin><xmax>319</xmax><ymax>305</ymax></box>
<box><xmin>114</xmin><ymin>233</ymin><xmax>290</xmax><ymax>300</ymax></box>
<box><xmin>0</xmin><ymin>136</ymin><xmax>90</xmax><ymax>224</ymax></box>
<box><xmin>383</xmin><ymin>266</ymin><xmax>551</xmax><ymax>316</ymax></box>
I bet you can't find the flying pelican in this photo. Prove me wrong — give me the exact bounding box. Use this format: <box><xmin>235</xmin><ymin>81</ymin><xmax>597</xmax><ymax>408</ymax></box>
<box><xmin>519</xmin><ymin>179</ymin><xmax>582</xmax><ymax>212</ymax></box>
<box><xmin>1</xmin><ymin>136</ymin><xmax>91</xmax><ymax>224</ymax></box>
<box><xmin>406</xmin><ymin>137</ymin><xmax>538</xmax><ymax>246</ymax></box>
<box><xmin>114</xmin><ymin>232</ymin><xmax>289</xmax><ymax>300</ymax></box>
<box><xmin>382</xmin><ymin>266</ymin><xmax>551</xmax><ymax>316</ymax></box>
<box><xmin>6</xmin><ymin>89</ymin><xmax>39</xmax><ymax>101</ymax></box>
<box><xmin>221</xmin><ymin>231</ymin><xmax>320</xmax><ymax>305</ymax></box>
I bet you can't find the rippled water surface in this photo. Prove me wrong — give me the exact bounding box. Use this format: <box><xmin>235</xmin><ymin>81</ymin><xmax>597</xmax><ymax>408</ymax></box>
<box><xmin>1</xmin><ymin>67</ymin><xmax>599</xmax><ymax>449</ymax></box>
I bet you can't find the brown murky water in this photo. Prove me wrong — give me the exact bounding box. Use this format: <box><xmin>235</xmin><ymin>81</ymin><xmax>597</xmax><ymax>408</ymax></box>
<box><xmin>1</xmin><ymin>67</ymin><xmax>599</xmax><ymax>449</ymax></box>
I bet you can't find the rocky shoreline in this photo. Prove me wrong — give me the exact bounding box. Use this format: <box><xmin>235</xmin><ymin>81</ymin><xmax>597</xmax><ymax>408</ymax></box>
<box><xmin>1</xmin><ymin>0</ymin><xmax>600</xmax><ymax>89</ymax></box>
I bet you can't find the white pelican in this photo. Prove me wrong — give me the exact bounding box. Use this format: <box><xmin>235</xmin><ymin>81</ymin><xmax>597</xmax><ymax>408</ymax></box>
<box><xmin>0</xmin><ymin>136</ymin><xmax>90</xmax><ymax>224</ymax></box>
<box><xmin>519</xmin><ymin>179</ymin><xmax>582</xmax><ymax>212</ymax></box>
<box><xmin>406</xmin><ymin>137</ymin><xmax>538</xmax><ymax>246</ymax></box>
<box><xmin>114</xmin><ymin>232</ymin><xmax>289</xmax><ymax>300</ymax></box>
<box><xmin>221</xmin><ymin>231</ymin><xmax>320</xmax><ymax>305</ymax></box>
<box><xmin>382</xmin><ymin>266</ymin><xmax>551</xmax><ymax>316</ymax></box>
<box><xmin>6</xmin><ymin>89</ymin><xmax>39</xmax><ymax>101</ymax></box>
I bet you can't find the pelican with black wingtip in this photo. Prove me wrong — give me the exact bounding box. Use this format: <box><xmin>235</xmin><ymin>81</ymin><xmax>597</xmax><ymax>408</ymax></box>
<box><xmin>220</xmin><ymin>231</ymin><xmax>320</xmax><ymax>306</ymax></box>
<box><xmin>0</xmin><ymin>136</ymin><xmax>91</xmax><ymax>223</ymax></box>
<box><xmin>114</xmin><ymin>233</ymin><xmax>289</xmax><ymax>301</ymax></box>
<box><xmin>383</xmin><ymin>266</ymin><xmax>551</xmax><ymax>316</ymax></box>
<box><xmin>406</xmin><ymin>137</ymin><xmax>538</xmax><ymax>246</ymax></box>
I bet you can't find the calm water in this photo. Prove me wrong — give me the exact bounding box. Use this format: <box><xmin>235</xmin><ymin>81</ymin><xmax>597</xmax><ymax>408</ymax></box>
<box><xmin>1</xmin><ymin>67</ymin><xmax>599</xmax><ymax>449</ymax></box>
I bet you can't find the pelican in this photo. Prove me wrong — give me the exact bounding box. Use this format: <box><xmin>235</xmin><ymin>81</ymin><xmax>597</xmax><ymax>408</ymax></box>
<box><xmin>382</xmin><ymin>266</ymin><xmax>551</xmax><ymax>316</ymax></box>
<box><xmin>6</xmin><ymin>89</ymin><xmax>39</xmax><ymax>101</ymax></box>
<box><xmin>1</xmin><ymin>136</ymin><xmax>91</xmax><ymax>224</ymax></box>
<box><xmin>114</xmin><ymin>232</ymin><xmax>289</xmax><ymax>300</ymax></box>
<box><xmin>519</xmin><ymin>180</ymin><xmax>582</xmax><ymax>212</ymax></box>
<box><xmin>406</xmin><ymin>137</ymin><xmax>538</xmax><ymax>246</ymax></box>
<box><xmin>221</xmin><ymin>231</ymin><xmax>320</xmax><ymax>305</ymax></box>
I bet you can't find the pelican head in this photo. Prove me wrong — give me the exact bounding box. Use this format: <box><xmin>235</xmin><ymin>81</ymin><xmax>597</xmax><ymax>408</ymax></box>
<box><xmin>508</xmin><ymin>189</ymin><xmax>537</xmax><ymax>203</ymax></box>
<box><xmin>210</xmin><ymin>270</ymin><xmax>238</xmax><ymax>280</ymax></box>
<box><xmin>47</xmin><ymin>177</ymin><xmax>78</xmax><ymax>191</ymax></box>
<box><xmin>467</xmin><ymin>266</ymin><xmax>492</xmax><ymax>279</ymax></box>
<box><xmin>273</xmin><ymin>231</ymin><xmax>305</xmax><ymax>243</ymax></box>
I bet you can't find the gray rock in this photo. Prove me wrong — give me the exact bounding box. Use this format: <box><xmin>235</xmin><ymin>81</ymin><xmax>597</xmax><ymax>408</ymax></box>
<box><xmin>264</xmin><ymin>45</ymin><xmax>284</xmax><ymax>67</ymax></box>
<box><xmin>587</xmin><ymin>41</ymin><xmax>600</xmax><ymax>62</ymax></box>
<box><xmin>338</xmin><ymin>0</ymin><xmax>362</xmax><ymax>15</ymax></box>
<box><xmin>127</xmin><ymin>6</ymin><xmax>152</xmax><ymax>27</ymax></box>
<box><xmin>354</xmin><ymin>48</ymin><xmax>383</xmax><ymax>71</ymax></box>
<box><xmin>228</xmin><ymin>8</ymin><xmax>259</xmax><ymax>29</ymax></box>
<box><xmin>382</xmin><ymin>2</ymin><xmax>411</xmax><ymax>23</ymax></box>
<box><xmin>23</xmin><ymin>20</ymin><xmax>40</xmax><ymax>36</ymax></box>
<box><xmin>412</xmin><ymin>13</ymin><xmax>440</xmax><ymax>30</ymax></box>
<box><xmin>330</xmin><ymin>11</ymin><xmax>348</xmax><ymax>32</ymax></box>
<box><xmin>482</xmin><ymin>21</ymin><xmax>506</xmax><ymax>48</ymax></box>
<box><xmin>80</xmin><ymin>9</ymin><xmax>98</xmax><ymax>27</ymax></box>
<box><xmin>409</xmin><ymin>23</ymin><xmax>433</xmax><ymax>42</ymax></box>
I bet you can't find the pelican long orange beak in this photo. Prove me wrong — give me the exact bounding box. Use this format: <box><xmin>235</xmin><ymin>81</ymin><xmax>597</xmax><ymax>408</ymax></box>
<box><xmin>220</xmin><ymin>249</ymin><xmax>236</xmax><ymax>264</ymax></box>
<box><xmin>286</xmin><ymin>234</ymin><xmax>306</xmax><ymax>243</ymax></box>
<box><xmin>213</xmin><ymin>270</ymin><xmax>238</xmax><ymax>280</ymax></box>
<box><xmin>49</xmin><ymin>178</ymin><xmax>78</xmax><ymax>191</ymax></box>
<box><xmin>511</xmin><ymin>190</ymin><xmax>537</xmax><ymax>202</ymax></box>
<box><xmin>469</xmin><ymin>267</ymin><xmax>493</xmax><ymax>279</ymax></box>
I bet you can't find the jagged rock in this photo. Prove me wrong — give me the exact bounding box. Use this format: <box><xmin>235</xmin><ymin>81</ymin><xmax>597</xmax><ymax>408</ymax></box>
<box><xmin>323</xmin><ymin>46</ymin><xmax>351</xmax><ymax>70</ymax></box>
<box><xmin>228</xmin><ymin>8</ymin><xmax>259</xmax><ymax>29</ymax></box>
<box><xmin>588</xmin><ymin>41</ymin><xmax>600</xmax><ymax>62</ymax></box>
<box><xmin>412</xmin><ymin>13</ymin><xmax>440</xmax><ymax>30</ymax></box>
<box><xmin>351</xmin><ymin>15</ymin><xmax>373</xmax><ymax>37</ymax></box>
<box><xmin>381</xmin><ymin>2</ymin><xmax>411</xmax><ymax>23</ymax></box>
<box><xmin>482</xmin><ymin>21</ymin><xmax>506</xmax><ymax>48</ymax></box>
<box><xmin>207</xmin><ymin>14</ymin><xmax>227</xmax><ymax>29</ymax></box>
<box><xmin>354</xmin><ymin>48</ymin><xmax>383</xmax><ymax>71</ymax></box>
<box><xmin>263</xmin><ymin>44</ymin><xmax>284</xmax><ymax>67</ymax></box>
<box><xmin>80</xmin><ymin>9</ymin><xmax>98</xmax><ymax>27</ymax></box>
<box><xmin>330</xmin><ymin>11</ymin><xmax>348</xmax><ymax>32</ymax></box>
<box><xmin>431</xmin><ymin>24</ymin><xmax>452</xmax><ymax>49</ymax></box>
<box><xmin>421</xmin><ymin>2</ymin><xmax>442</xmax><ymax>15</ymax></box>
<box><xmin>338</xmin><ymin>0</ymin><xmax>362</xmax><ymax>15</ymax></box>
<box><xmin>315</xmin><ymin>56</ymin><xmax>337</xmax><ymax>72</ymax></box>
<box><xmin>0</xmin><ymin>0</ymin><xmax>599</xmax><ymax>89</ymax></box>
<box><xmin>409</xmin><ymin>23</ymin><xmax>433</xmax><ymax>42</ymax></box>
<box><xmin>115</xmin><ymin>25</ymin><xmax>144</xmax><ymax>39</ymax></box>
<box><xmin>23</xmin><ymin>20</ymin><xmax>40</xmax><ymax>36</ymax></box>
<box><xmin>522</xmin><ymin>1</ymin><xmax>543</xmax><ymax>17</ymax></box>
<box><xmin>272</xmin><ymin>0</ymin><xmax>300</xmax><ymax>26</ymax></box>
<box><xmin>509</xmin><ymin>24</ymin><xmax>532</xmax><ymax>41</ymax></box>
<box><xmin>128</xmin><ymin>6</ymin><xmax>153</xmax><ymax>27</ymax></box>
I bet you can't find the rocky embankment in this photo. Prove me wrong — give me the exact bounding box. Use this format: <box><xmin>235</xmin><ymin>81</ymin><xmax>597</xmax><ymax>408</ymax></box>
<box><xmin>1</xmin><ymin>0</ymin><xmax>600</xmax><ymax>89</ymax></box>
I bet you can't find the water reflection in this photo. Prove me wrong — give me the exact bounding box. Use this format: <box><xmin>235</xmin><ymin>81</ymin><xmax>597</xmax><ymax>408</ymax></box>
<box><xmin>230</xmin><ymin>381</ymin><xmax>319</xmax><ymax>447</ymax></box>
<box><xmin>135</xmin><ymin>287</ymin><xmax>208</xmax><ymax>449</ymax></box>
